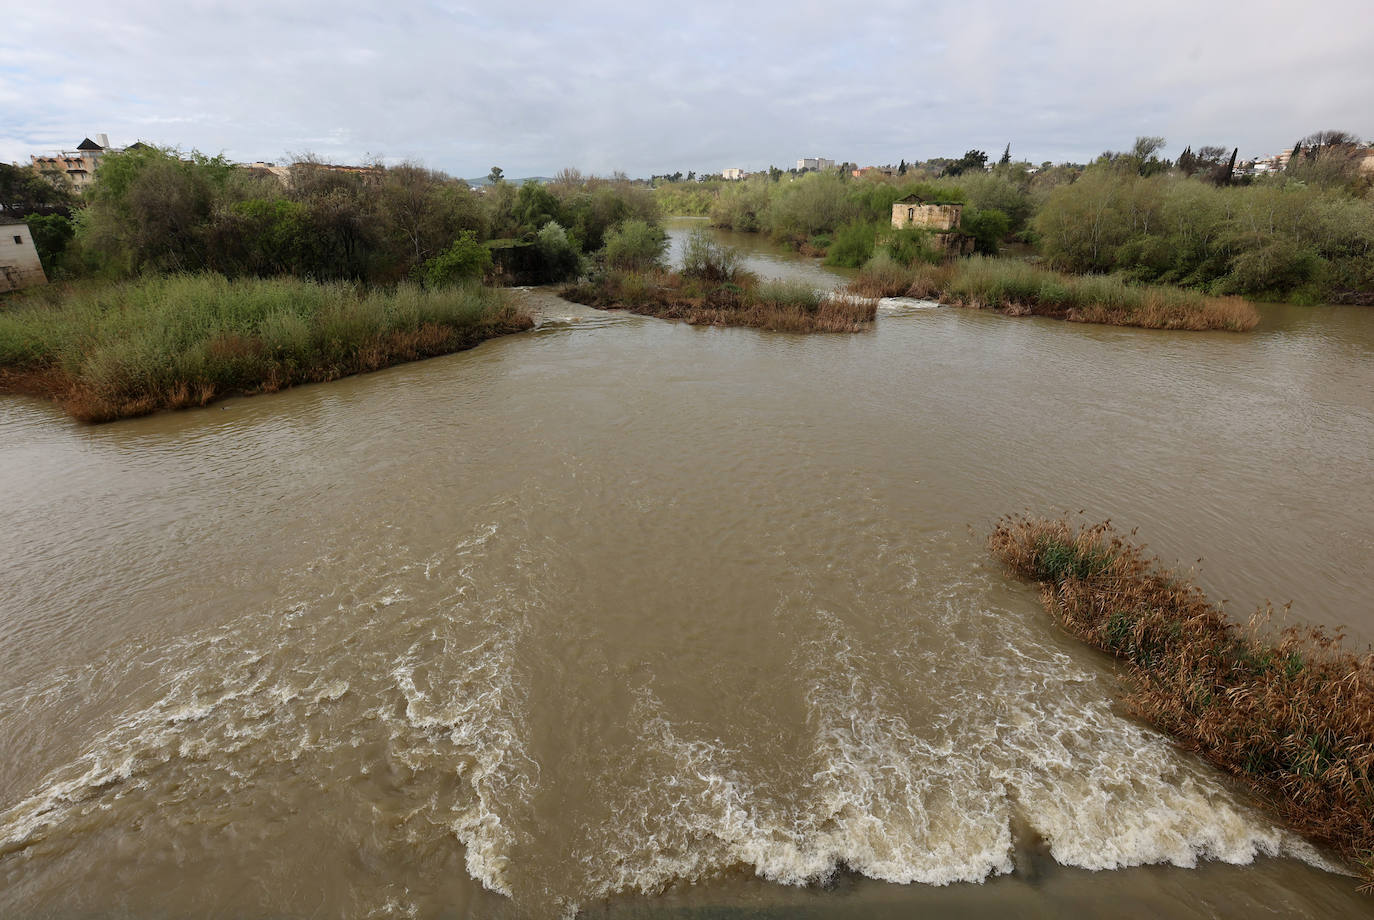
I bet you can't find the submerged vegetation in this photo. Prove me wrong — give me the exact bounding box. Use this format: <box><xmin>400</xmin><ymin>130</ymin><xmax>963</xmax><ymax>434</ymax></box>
<box><xmin>848</xmin><ymin>256</ymin><xmax>1259</xmax><ymax>331</ymax></box>
<box><xmin>0</xmin><ymin>274</ymin><xmax>531</xmax><ymax>421</ymax></box>
<box><xmin>561</xmin><ymin>227</ymin><xmax>876</xmax><ymax>333</ymax></box>
<box><xmin>990</xmin><ymin>515</ymin><xmax>1374</xmax><ymax>883</ymax></box>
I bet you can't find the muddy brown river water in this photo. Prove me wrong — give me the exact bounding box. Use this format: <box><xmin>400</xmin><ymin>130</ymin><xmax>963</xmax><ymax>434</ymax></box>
<box><xmin>1</xmin><ymin>222</ymin><xmax>1372</xmax><ymax>918</ymax></box>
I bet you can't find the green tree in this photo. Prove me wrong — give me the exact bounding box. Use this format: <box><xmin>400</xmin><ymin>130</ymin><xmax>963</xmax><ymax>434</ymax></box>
<box><xmin>76</xmin><ymin>145</ymin><xmax>239</xmax><ymax>275</ymax></box>
<box><xmin>488</xmin><ymin>166</ymin><xmax>504</xmax><ymax>184</ymax></box>
<box><xmin>1177</xmin><ymin>146</ymin><xmax>1196</xmax><ymax>176</ymax></box>
<box><xmin>0</xmin><ymin>164</ymin><xmax>75</xmax><ymax>217</ymax></box>
<box><xmin>205</xmin><ymin>197</ymin><xmax>314</xmax><ymax>277</ymax></box>
<box><xmin>379</xmin><ymin>163</ymin><xmax>484</xmax><ymax>272</ymax></box>
<box><xmin>534</xmin><ymin>221</ymin><xmax>582</xmax><ymax>281</ymax></box>
<box><xmin>602</xmin><ymin>218</ymin><xmax>668</xmax><ymax>271</ymax></box>
<box><xmin>824</xmin><ymin>220</ymin><xmax>877</xmax><ymax>267</ymax></box>
<box><xmin>513</xmin><ymin>181</ymin><xmax>563</xmax><ymax>236</ymax></box>
<box><xmin>423</xmin><ymin>230</ymin><xmax>492</xmax><ymax>286</ymax></box>
<box><xmin>962</xmin><ymin>208</ymin><xmax>1011</xmax><ymax>255</ymax></box>
<box><xmin>24</xmin><ymin>213</ymin><xmax>76</xmax><ymax>275</ymax></box>
<box><xmin>944</xmin><ymin>150</ymin><xmax>988</xmax><ymax>177</ymax></box>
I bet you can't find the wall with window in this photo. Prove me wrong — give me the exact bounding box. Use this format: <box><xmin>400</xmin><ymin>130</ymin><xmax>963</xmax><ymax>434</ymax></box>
<box><xmin>0</xmin><ymin>222</ymin><xmax>49</xmax><ymax>292</ymax></box>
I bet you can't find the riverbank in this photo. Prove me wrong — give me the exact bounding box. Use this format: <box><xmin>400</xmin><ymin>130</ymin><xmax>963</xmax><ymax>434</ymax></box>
<box><xmin>989</xmin><ymin>515</ymin><xmax>1374</xmax><ymax>883</ymax></box>
<box><xmin>560</xmin><ymin>268</ymin><xmax>876</xmax><ymax>332</ymax></box>
<box><xmin>849</xmin><ymin>256</ymin><xmax>1259</xmax><ymax>331</ymax></box>
<box><xmin>0</xmin><ymin>274</ymin><xmax>532</xmax><ymax>422</ymax></box>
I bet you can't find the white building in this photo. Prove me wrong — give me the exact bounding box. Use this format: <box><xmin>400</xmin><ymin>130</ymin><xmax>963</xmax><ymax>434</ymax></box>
<box><xmin>796</xmin><ymin>157</ymin><xmax>835</xmax><ymax>171</ymax></box>
<box><xmin>1</xmin><ymin>219</ymin><xmax>48</xmax><ymax>292</ymax></box>
<box><xmin>721</xmin><ymin>168</ymin><xmax>745</xmax><ymax>180</ymax></box>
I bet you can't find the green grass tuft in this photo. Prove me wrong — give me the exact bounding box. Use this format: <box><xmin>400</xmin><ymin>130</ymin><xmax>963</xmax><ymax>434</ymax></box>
<box><xmin>0</xmin><ymin>273</ymin><xmax>532</xmax><ymax>421</ymax></box>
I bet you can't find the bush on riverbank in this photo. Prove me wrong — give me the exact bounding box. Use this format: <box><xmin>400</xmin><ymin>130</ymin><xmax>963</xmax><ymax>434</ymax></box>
<box><xmin>1033</xmin><ymin>169</ymin><xmax>1374</xmax><ymax>302</ymax></box>
<box><xmin>602</xmin><ymin>219</ymin><xmax>670</xmax><ymax>271</ymax></box>
<box><xmin>847</xmin><ymin>256</ymin><xmax>1259</xmax><ymax>331</ymax></box>
<box><xmin>0</xmin><ymin>274</ymin><xmax>532</xmax><ymax>421</ymax></box>
<box><xmin>989</xmin><ymin>515</ymin><xmax>1374</xmax><ymax>883</ymax></box>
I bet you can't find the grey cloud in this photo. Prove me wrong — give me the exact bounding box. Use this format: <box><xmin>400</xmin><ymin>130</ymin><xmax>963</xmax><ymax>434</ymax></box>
<box><xmin>3</xmin><ymin>0</ymin><xmax>1371</xmax><ymax>176</ymax></box>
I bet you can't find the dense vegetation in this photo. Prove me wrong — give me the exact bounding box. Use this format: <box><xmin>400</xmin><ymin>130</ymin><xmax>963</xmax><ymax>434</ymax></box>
<box><xmin>990</xmin><ymin>515</ymin><xmax>1374</xmax><ymax>884</ymax></box>
<box><xmin>1034</xmin><ymin>169</ymin><xmax>1374</xmax><ymax>303</ymax></box>
<box><xmin>561</xmin><ymin>227</ymin><xmax>876</xmax><ymax>333</ymax></box>
<box><xmin>0</xmin><ymin>274</ymin><xmax>531</xmax><ymax>421</ymax></box>
<box><xmin>0</xmin><ymin>148</ymin><xmax>677</xmax><ymax>419</ymax></box>
<box><xmin>848</xmin><ymin>255</ymin><xmax>1258</xmax><ymax>331</ymax></box>
<box><xmin>22</xmin><ymin>147</ymin><xmax>660</xmax><ymax>287</ymax></box>
<box><xmin>653</xmin><ymin>133</ymin><xmax>1374</xmax><ymax>303</ymax></box>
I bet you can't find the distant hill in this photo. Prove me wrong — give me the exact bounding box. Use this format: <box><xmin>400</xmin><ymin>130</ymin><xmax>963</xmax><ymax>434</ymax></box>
<box><xmin>466</xmin><ymin>176</ymin><xmax>555</xmax><ymax>188</ymax></box>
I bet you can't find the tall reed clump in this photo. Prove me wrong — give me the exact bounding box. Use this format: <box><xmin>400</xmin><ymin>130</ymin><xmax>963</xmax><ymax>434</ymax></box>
<box><xmin>0</xmin><ymin>273</ymin><xmax>532</xmax><ymax>421</ymax></box>
<box><xmin>989</xmin><ymin>515</ymin><xmax>1374</xmax><ymax>882</ymax></box>
<box><xmin>848</xmin><ymin>254</ymin><xmax>951</xmax><ymax>299</ymax></box>
<box><xmin>846</xmin><ymin>256</ymin><xmax>1258</xmax><ymax>331</ymax></box>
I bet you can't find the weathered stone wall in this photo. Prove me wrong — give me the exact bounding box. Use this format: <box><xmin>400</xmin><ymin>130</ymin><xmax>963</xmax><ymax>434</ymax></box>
<box><xmin>891</xmin><ymin>202</ymin><xmax>962</xmax><ymax>231</ymax></box>
<box><xmin>0</xmin><ymin>222</ymin><xmax>49</xmax><ymax>292</ymax></box>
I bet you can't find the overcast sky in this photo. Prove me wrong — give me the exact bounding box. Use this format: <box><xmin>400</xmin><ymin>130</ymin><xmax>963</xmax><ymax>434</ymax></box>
<box><xmin>3</xmin><ymin>0</ymin><xmax>1371</xmax><ymax>178</ymax></box>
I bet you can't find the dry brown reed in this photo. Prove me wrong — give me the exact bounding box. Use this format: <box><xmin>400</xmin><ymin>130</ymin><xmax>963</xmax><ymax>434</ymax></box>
<box><xmin>989</xmin><ymin>514</ymin><xmax>1374</xmax><ymax>884</ymax></box>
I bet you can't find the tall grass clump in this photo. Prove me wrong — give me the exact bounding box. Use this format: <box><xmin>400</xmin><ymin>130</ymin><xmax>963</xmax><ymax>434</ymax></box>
<box><xmin>0</xmin><ymin>273</ymin><xmax>532</xmax><ymax>421</ymax></box>
<box><xmin>990</xmin><ymin>515</ymin><xmax>1374</xmax><ymax>883</ymax></box>
<box><xmin>681</xmin><ymin>227</ymin><xmax>744</xmax><ymax>283</ymax></box>
<box><xmin>847</xmin><ymin>253</ymin><xmax>948</xmax><ymax>299</ymax></box>
<box><xmin>846</xmin><ymin>256</ymin><xmax>1259</xmax><ymax>331</ymax></box>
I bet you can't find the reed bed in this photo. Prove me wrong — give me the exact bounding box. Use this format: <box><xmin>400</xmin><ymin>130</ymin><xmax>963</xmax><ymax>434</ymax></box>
<box><xmin>0</xmin><ymin>274</ymin><xmax>532</xmax><ymax>422</ymax></box>
<box><xmin>990</xmin><ymin>515</ymin><xmax>1374</xmax><ymax>882</ymax></box>
<box><xmin>847</xmin><ymin>256</ymin><xmax>1258</xmax><ymax>331</ymax></box>
<box><xmin>560</xmin><ymin>270</ymin><xmax>876</xmax><ymax>333</ymax></box>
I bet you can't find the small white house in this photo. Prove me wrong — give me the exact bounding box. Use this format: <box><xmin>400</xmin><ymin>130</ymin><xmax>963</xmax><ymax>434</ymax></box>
<box><xmin>721</xmin><ymin>168</ymin><xmax>745</xmax><ymax>180</ymax></box>
<box><xmin>1</xmin><ymin>220</ymin><xmax>48</xmax><ymax>292</ymax></box>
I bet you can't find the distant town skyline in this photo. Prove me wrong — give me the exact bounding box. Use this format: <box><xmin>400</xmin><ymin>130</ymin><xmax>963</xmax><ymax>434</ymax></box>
<box><xmin>3</xmin><ymin>1</ymin><xmax>1371</xmax><ymax>179</ymax></box>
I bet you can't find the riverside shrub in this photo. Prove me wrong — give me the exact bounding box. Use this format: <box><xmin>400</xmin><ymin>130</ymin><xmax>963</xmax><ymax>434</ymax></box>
<box><xmin>602</xmin><ymin>219</ymin><xmax>669</xmax><ymax>271</ymax></box>
<box><xmin>423</xmin><ymin>231</ymin><xmax>492</xmax><ymax>286</ymax></box>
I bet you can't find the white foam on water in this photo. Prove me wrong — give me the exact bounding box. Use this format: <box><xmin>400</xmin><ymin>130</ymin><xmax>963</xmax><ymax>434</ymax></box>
<box><xmin>554</xmin><ymin>601</ymin><xmax>1340</xmax><ymax>914</ymax></box>
<box><xmin>0</xmin><ymin>519</ymin><xmax>1348</xmax><ymax>916</ymax></box>
<box><xmin>387</xmin><ymin>627</ymin><xmax>536</xmax><ymax>898</ymax></box>
<box><xmin>878</xmin><ymin>296</ymin><xmax>942</xmax><ymax>314</ymax></box>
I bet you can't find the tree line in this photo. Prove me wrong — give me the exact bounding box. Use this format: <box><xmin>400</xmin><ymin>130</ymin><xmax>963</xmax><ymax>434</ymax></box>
<box><xmin>9</xmin><ymin>147</ymin><xmax>660</xmax><ymax>287</ymax></box>
<box><xmin>656</xmin><ymin>130</ymin><xmax>1373</xmax><ymax>301</ymax></box>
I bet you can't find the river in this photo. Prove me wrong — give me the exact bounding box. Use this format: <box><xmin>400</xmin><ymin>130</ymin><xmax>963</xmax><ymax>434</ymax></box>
<box><xmin>1</xmin><ymin>220</ymin><xmax>1371</xmax><ymax>918</ymax></box>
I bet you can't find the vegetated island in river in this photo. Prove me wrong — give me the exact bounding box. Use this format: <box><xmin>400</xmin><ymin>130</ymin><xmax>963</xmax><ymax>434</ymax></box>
<box><xmin>991</xmin><ymin>515</ymin><xmax>1374</xmax><ymax>884</ymax></box>
<box><xmin>848</xmin><ymin>255</ymin><xmax>1260</xmax><ymax>331</ymax></box>
<box><xmin>0</xmin><ymin>274</ymin><xmax>532</xmax><ymax>422</ymax></box>
<box><xmin>561</xmin><ymin>225</ymin><xmax>877</xmax><ymax>333</ymax></box>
